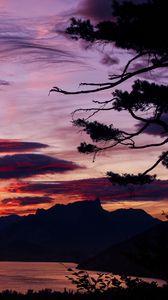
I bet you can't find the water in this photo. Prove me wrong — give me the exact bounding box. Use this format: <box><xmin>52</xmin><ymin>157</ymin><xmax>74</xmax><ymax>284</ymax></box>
<box><xmin>0</xmin><ymin>262</ymin><xmax>78</xmax><ymax>293</ymax></box>
<box><xmin>0</xmin><ymin>262</ymin><xmax>166</xmax><ymax>293</ymax></box>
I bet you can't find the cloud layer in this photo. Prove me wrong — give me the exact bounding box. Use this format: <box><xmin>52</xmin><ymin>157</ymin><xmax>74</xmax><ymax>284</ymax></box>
<box><xmin>0</xmin><ymin>153</ymin><xmax>82</xmax><ymax>179</ymax></box>
<box><xmin>10</xmin><ymin>177</ymin><xmax>168</xmax><ymax>203</ymax></box>
<box><xmin>136</xmin><ymin>114</ymin><xmax>168</xmax><ymax>137</ymax></box>
<box><xmin>76</xmin><ymin>0</ymin><xmax>112</xmax><ymax>21</ymax></box>
<box><xmin>0</xmin><ymin>14</ymin><xmax>82</xmax><ymax>65</ymax></box>
<box><xmin>0</xmin><ymin>140</ymin><xmax>48</xmax><ymax>153</ymax></box>
<box><xmin>75</xmin><ymin>0</ymin><xmax>148</xmax><ymax>22</ymax></box>
<box><xmin>2</xmin><ymin>196</ymin><xmax>53</xmax><ymax>206</ymax></box>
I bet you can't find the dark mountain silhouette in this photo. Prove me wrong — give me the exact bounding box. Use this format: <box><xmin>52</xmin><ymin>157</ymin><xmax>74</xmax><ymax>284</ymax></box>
<box><xmin>0</xmin><ymin>199</ymin><xmax>160</xmax><ymax>262</ymax></box>
<box><xmin>78</xmin><ymin>221</ymin><xmax>168</xmax><ymax>279</ymax></box>
<box><xmin>0</xmin><ymin>215</ymin><xmax>21</xmax><ymax>232</ymax></box>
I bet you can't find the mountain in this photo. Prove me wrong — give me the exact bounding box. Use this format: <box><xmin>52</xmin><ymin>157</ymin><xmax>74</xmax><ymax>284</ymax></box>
<box><xmin>0</xmin><ymin>199</ymin><xmax>160</xmax><ymax>262</ymax></box>
<box><xmin>78</xmin><ymin>221</ymin><xmax>168</xmax><ymax>279</ymax></box>
<box><xmin>0</xmin><ymin>215</ymin><xmax>21</xmax><ymax>232</ymax></box>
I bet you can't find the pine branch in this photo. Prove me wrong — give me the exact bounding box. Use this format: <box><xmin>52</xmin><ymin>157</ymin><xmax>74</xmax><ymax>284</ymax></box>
<box><xmin>49</xmin><ymin>61</ymin><xmax>168</xmax><ymax>96</ymax></box>
<box><xmin>142</xmin><ymin>151</ymin><xmax>168</xmax><ymax>176</ymax></box>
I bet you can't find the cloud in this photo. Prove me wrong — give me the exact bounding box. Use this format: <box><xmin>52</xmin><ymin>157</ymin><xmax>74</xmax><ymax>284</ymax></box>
<box><xmin>0</xmin><ymin>14</ymin><xmax>82</xmax><ymax>65</ymax></box>
<box><xmin>100</xmin><ymin>54</ymin><xmax>119</xmax><ymax>66</ymax></box>
<box><xmin>0</xmin><ymin>207</ymin><xmax>36</xmax><ymax>216</ymax></box>
<box><xmin>0</xmin><ymin>35</ymin><xmax>78</xmax><ymax>65</ymax></box>
<box><xmin>0</xmin><ymin>153</ymin><xmax>82</xmax><ymax>179</ymax></box>
<box><xmin>0</xmin><ymin>140</ymin><xmax>48</xmax><ymax>153</ymax></box>
<box><xmin>76</xmin><ymin>0</ymin><xmax>112</xmax><ymax>22</ymax></box>
<box><xmin>2</xmin><ymin>196</ymin><xmax>53</xmax><ymax>206</ymax></box>
<box><xmin>135</xmin><ymin>114</ymin><xmax>168</xmax><ymax>137</ymax></box>
<box><xmin>10</xmin><ymin>177</ymin><xmax>168</xmax><ymax>203</ymax></box>
<box><xmin>75</xmin><ymin>0</ymin><xmax>148</xmax><ymax>22</ymax></box>
<box><xmin>0</xmin><ymin>79</ymin><xmax>10</xmax><ymax>86</ymax></box>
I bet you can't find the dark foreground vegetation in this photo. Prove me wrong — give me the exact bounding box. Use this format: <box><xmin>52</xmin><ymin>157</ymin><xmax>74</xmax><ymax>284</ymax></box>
<box><xmin>0</xmin><ymin>284</ymin><xmax>168</xmax><ymax>300</ymax></box>
<box><xmin>0</xmin><ymin>276</ymin><xmax>168</xmax><ymax>300</ymax></box>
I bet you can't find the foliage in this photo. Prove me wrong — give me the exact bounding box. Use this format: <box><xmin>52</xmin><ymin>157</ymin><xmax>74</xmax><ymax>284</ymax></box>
<box><xmin>50</xmin><ymin>0</ymin><xmax>168</xmax><ymax>184</ymax></box>
<box><xmin>65</xmin><ymin>268</ymin><xmax>168</xmax><ymax>297</ymax></box>
<box><xmin>65</xmin><ymin>0</ymin><xmax>168</xmax><ymax>55</ymax></box>
<box><xmin>66</xmin><ymin>268</ymin><xmax>120</xmax><ymax>293</ymax></box>
<box><xmin>107</xmin><ymin>172</ymin><xmax>156</xmax><ymax>185</ymax></box>
<box><xmin>0</xmin><ymin>280</ymin><xmax>168</xmax><ymax>300</ymax></box>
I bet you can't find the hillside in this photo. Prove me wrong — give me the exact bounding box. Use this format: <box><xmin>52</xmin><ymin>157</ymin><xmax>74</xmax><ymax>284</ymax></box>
<box><xmin>78</xmin><ymin>221</ymin><xmax>168</xmax><ymax>279</ymax></box>
<box><xmin>0</xmin><ymin>199</ymin><xmax>159</xmax><ymax>262</ymax></box>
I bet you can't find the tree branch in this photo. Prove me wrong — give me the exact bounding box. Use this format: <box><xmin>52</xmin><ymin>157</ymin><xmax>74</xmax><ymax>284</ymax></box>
<box><xmin>142</xmin><ymin>151</ymin><xmax>168</xmax><ymax>176</ymax></box>
<box><xmin>128</xmin><ymin>108</ymin><xmax>151</xmax><ymax>123</ymax></box>
<box><xmin>121</xmin><ymin>51</ymin><xmax>148</xmax><ymax>77</ymax></box>
<box><xmin>49</xmin><ymin>61</ymin><xmax>168</xmax><ymax>96</ymax></box>
<box><xmin>79</xmin><ymin>82</ymin><xmax>111</xmax><ymax>87</ymax></box>
<box><xmin>130</xmin><ymin>138</ymin><xmax>168</xmax><ymax>149</ymax></box>
<box><xmin>128</xmin><ymin>108</ymin><xmax>168</xmax><ymax>133</ymax></box>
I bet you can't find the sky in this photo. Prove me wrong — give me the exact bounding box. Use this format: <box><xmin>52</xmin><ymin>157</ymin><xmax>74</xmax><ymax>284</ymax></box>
<box><xmin>0</xmin><ymin>0</ymin><xmax>167</xmax><ymax>219</ymax></box>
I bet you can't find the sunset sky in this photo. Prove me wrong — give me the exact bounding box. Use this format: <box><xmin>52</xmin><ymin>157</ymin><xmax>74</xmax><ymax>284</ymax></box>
<box><xmin>0</xmin><ymin>0</ymin><xmax>167</xmax><ymax>219</ymax></box>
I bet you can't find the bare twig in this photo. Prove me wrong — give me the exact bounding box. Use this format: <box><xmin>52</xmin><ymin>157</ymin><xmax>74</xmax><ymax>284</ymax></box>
<box><xmin>142</xmin><ymin>151</ymin><xmax>168</xmax><ymax>176</ymax></box>
<box><xmin>130</xmin><ymin>138</ymin><xmax>168</xmax><ymax>149</ymax></box>
<box><xmin>49</xmin><ymin>60</ymin><xmax>168</xmax><ymax>96</ymax></box>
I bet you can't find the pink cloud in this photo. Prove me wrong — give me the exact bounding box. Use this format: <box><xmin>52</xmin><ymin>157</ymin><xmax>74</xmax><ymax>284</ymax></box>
<box><xmin>9</xmin><ymin>177</ymin><xmax>168</xmax><ymax>203</ymax></box>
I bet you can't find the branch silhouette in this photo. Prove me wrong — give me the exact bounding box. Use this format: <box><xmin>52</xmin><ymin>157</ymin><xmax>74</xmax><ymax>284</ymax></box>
<box><xmin>51</xmin><ymin>0</ymin><xmax>168</xmax><ymax>185</ymax></box>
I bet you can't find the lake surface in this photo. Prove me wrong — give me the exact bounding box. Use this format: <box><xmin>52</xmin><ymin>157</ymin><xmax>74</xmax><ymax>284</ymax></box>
<box><xmin>0</xmin><ymin>262</ymin><xmax>78</xmax><ymax>293</ymax></box>
<box><xmin>0</xmin><ymin>262</ymin><xmax>165</xmax><ymax>293</ymax></box>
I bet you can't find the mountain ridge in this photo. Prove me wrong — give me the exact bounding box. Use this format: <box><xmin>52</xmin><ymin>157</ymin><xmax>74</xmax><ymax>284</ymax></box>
<box><xmin>0</xmin><ymin>199</ymin><xmax>160</xmax><ymax>263</ymax></box>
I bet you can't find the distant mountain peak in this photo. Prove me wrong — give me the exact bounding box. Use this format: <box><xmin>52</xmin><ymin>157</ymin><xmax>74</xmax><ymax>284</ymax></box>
<box><xmin>66</xmin><ymin>198</ymin><xmax>102</xmax><ymax>209</ymax></box>
<box><xmin>47</xmin><ymin>198</ymin><xmax>102</xmax><ymax>214</ymax></box>
<box><xmin>0</xmin><ymin>198</ymin><xmax>160</xmax><ymax>263</ymax></box>
<box><xmin>36</xmin><ymin>199</ymin><xmax>158</xmax><ymax>221</ymax></box>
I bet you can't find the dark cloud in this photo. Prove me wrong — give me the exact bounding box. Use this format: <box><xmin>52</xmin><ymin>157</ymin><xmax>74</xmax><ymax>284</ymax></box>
<box><xmin>76</xmin><ymin>0</ymin><xmax>112</xmax><ymax>22</ymax></box>
<box><xmin>0</xmin><ymin>35</ymin><xmax>78</xmax><ymax>65</ymax></box>
<box><xmin>0</xmin><ymin>154</ymin><xmax>82</xmax><ymax>179</ymax></box>
<box><xmin>0</xmin><ymin>140</ymin><xmax>48</xmax><ymax>153</ymax></box>
<box><xmin>0</xmin><ymin>80</ymin><xmax>10</xmax><ymax>86</ymax></box>
<box><xmin>75</xmin><ymin>0</ymin><xmax>147</xmax><ymax>22</ymax></box>
<box><xmin>135</xmin><ymin>114</ymin><xmax>168</xmax><ymax>137</ymax></box>
<box><xmin>100</xmin><ymin>54</ymin><xmax>119</xmax><ymax>66</ymax></box>
<box><xmin>12</xmin><ymin>177</ymin><xmax>168</xmax><ymax>202</ymax></box>
<box><xmin>2</xmin><ymin>196</ymin><xmax>53</xmax><ymax>206</ymax></box>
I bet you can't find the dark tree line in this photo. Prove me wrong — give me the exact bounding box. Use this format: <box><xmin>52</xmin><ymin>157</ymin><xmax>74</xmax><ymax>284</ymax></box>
<box><xmin>51</xmin><ymin>0</ymin><xmax>168</xmax><ymax>185</ymax></box>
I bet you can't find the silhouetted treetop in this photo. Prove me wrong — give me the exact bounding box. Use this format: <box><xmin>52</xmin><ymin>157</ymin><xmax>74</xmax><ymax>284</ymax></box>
<box><xmin>73</xmin><ymin>119</ymin><xmax>124</xmax><ymax>142</ymax></box>
<box><xmin>112</xmin><ymin>80</ymin><xmax>168</xmax><ymax>113</ymax></box>
<box><xmin>107</xmin><ymin>172</ymin><xmax>156</xmax><ymax>185</ymax></box>
<box><xmin>51</xmin><ymin>0</ymin><xmax>168</xmax><ymax>185</ymax></box>
<box><xmin>66</xmin><ymin>0</ymin><xmax>168</xmax><ymax>57</ymax></box>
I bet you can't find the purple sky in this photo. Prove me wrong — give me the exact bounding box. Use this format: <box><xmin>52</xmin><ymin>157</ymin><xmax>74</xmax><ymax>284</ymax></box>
<box><xmin>0</xmin><ymin>0</ymin><xmax>167</xmax><ymax>218</ymax></box>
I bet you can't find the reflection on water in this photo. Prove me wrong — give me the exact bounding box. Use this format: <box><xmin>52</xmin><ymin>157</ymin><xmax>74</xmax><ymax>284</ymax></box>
<box><xmin>0</xmin><ymin>262</ymin><xmax>165</xmax><ymax>293</ymax></box>
<box><xmin>0</xmin><ymin>262</ymin><xmax>77</xmax><ymax>293</ymax></box>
